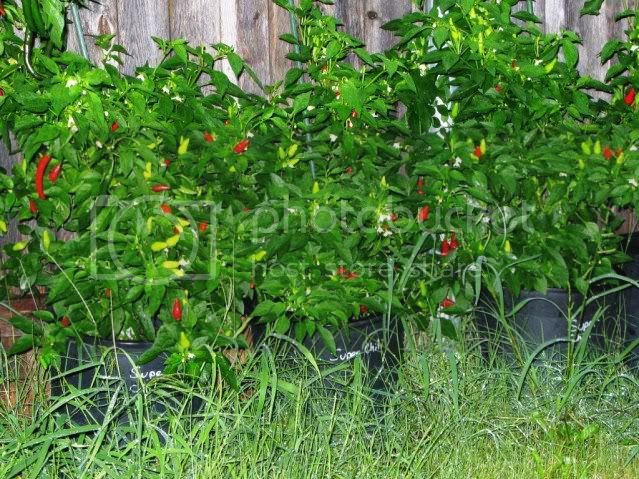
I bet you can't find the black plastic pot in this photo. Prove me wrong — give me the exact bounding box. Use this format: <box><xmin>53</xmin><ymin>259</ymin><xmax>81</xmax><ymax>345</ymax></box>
<box><xmin>254</xmin><ymin>316</ymin><xmax>403</xmax><ymax>394</ymax></box>
<box><xmin>596</xmin><ymin>233</ymin><xmax>639</xmax><ymax>365</ymax></box>
<box><xmin>51</xmin><ymin>337</ymin><xmax>199</xmax><ymax>426</ymax></box>
<box><xmin>476</xmin><ymin>289</ymin><xmax>588</xmax><ymax>361</ymax></box>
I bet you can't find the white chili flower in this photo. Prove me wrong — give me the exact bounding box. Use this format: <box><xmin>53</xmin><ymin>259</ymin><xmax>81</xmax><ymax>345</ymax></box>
<box><xmin>306</xmin><ymin>105</ymin><xmax>315</xmax><ymax>111</ymax></box>
<box><xmin>162</xmin><ymin>85</ymin><xmax>171</xmax><ymax>95</ymax></box>
<box><xmin>65</xmin><ymin>78</ymin><xmax>78</xmax><ymax>88</ymax></box>
<box><xmin>629</xmin><ymin>178</ymin><xmax>638</xmax><ymax>188</ymax></box>
<box><xmin>453</xmin><ymin>157</ymin><xmax>462</xmax><ymax>168</ymax></box>
<box><xmin>329</xmin><ymin>134</ymin><xmax>338</xmax><ymax>143</ymax></box>
<box><xmin>67</xmin><ymin>116</ymin><xmax>78</xmax><ymax>134</ymax></box>
<box><xmin>95</xmin><ymin>140</ymin><xmax>103</xmax><ymax>149</ymax></box>
<box><xmin>393</xmin><ymin>142</ymin><xmax>401</xmax><ymax>149</ymax></box>
<box><xmin>136</xmin><ymin>73</ymin><xmax>146</xmax><ymax>81</ymax></box>
<box><xmin>171</xmin><ymin>95</ymin><xmax>184</xmax><ymax>103</ymax></box>
<box><xmin>247</xmin><ymin>132</ymin><xmax>255</xmax><ymax>138</ymax></box>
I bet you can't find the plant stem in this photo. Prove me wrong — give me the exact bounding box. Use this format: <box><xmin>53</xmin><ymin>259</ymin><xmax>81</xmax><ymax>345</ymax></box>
<box><xmin>288</xmin><ymin>0</ymin><xmax>316</xmax><ymax>179</ymax></box>
<box><xmin>70</xmin><ymin>3</ymin><xmax>90</xmax><ymax>61</ymax></box>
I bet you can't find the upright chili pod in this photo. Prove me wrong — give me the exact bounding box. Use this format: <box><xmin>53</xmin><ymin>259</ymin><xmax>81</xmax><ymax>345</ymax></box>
<box><xmin>418</xmin><ymin>206</ymin><xmax>430</xmax><ymax>222</ymax></box>
<box><xmin>29</xmin><ymin>199</ymin><xmax>38</xmax><ymax>214</ymax></box>
<box><xmin>172</xmin><ymin>299</ymin><xmax>183</xmax><ymax>321</ymax></box>
<box><xmin>35</xmin><ymin>154</ymin><xmax>52</xmax><ymax>199</ymax></box>
<box><xmin>625</xmin><ymin>87</ymin><xmax>636</xmax><ymax>107</ymax></box>
<box><xmin>151</xmin><ymin>184</ymin><xmax>171</xmax><ymax>192</ymax></box>
<box><xmin>48</xmin><ymin>164</ymin><xmax>62</xmax><ymax>182</ymax></box>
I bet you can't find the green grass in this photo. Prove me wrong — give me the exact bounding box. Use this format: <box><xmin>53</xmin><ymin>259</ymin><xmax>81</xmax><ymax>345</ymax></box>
<box><xmin>1</xmin><ymin>322</ymin><xmax>639</xmax><ymax>479</ymax></box>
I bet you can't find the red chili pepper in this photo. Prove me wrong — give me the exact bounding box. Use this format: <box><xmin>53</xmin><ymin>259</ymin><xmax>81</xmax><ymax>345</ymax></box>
<box><xmin>0</xmin><ymin>3</ymin><xmax>5</xmax><ymax>17</ymax></box>
<box><xmin>204</xmin><ymin>132</ymin><xmax>215</xmax><ymax>143</ymax></box>
<box><xmin>151</xmin><ymin>184</ymin><xmax>171</xmax><ymax>193</ymax></box>
<box><xmin>172</xmin><ymin>299</ymin><xmax>183</xmax><ymax>321</ymax></box>
<box><xmin>198</xmin><ymin>222</ymin><xmax>208</xmax><ymax>232</ymax></box>
<box><xmin>603</xmin><ymin>146</ymin><xmax>613</xmax><ymax>161</ymax></box>
<box><xmin>495</xmin><ymin>84</ymin><xmax>502</xmax><ymax>93</ymax></box>
<box><xmin>0</xmin><ymin>88</ymin><xmax>4</xmax><ymax>97</ymax></box>
<box><xmin>48</xmin><ymin>164</ymin><xmax>62</xmax><ymax>182</ymax></box>
<box><xmin>441</xmin><ymin>240</ymin><xmax>450</xmax><ymax>257</ymax></box>
<box><xmin>233</xmin><ymin>139</ymin><xmax>250</xmax><ymax>154</ymax></box>
<box><xmin>625</xmin><ymin>87</ymin><xmax>636</xmax><ymax>106</ymax></box>
<box><xmin>161</xmin><ymin>203</ymin><xmax>172</xmax><ymax>214</ymax></box>
<box><xmin>337</xmin><ymin>266</ymin><xmax>348</xmax><ymax>277</ymax></box>
<box><xmin>105</xmin><ymin>288</ymin><xmax>112</xmax><ymax>298</ymax></box>
<box><xmin>359</xmin><ymin>304</ymin><xmax>369</xmax><ymax>315</ymax></box>
<box><xmin>29</xmin><ymin>199</ymin><xmax>38</xmax><ymax>214</ymax></box>
<box><xmin>351</xmin><ymin>110</ymin><xmax>358</xmax><ymax>118</ymax></box>
<box><xmin>249</xmin><ymin>282</ymin><xmax>256</xmax><ymax>289</ymax></box>
<box><xmin>418</xmin><ymin>206</ymin><xmax>430</xmax><ymax>222</ymax></box>
<box><xmin>346</xmin><ymin>271</ymin><xmax>359</xmax><ymax>280</ymax></box>
<box><xmin>346</xmin><ymin>166</ymin><xmax>353</xmax><ymax>174</ymax></box>
<box><xmin>474</xmin><ymin>146</ymin><xmax>483</xmax><ymax>158</ymax></box>
<box><xmin>441</xmin><ymin>298</ymin><xmax>455</xmax><ymax>308</ymax></box>
<box><xmin>389</xmin><ymin>213</ymin><xmax>398</xmax><ymax>222</ymax></box>
<box><xmin>60</xmin><ymin>316</ymin><xmax>71</xmax><ymax>328</ymax></box>
<box><xmin>164</xmin><ymin>159</ymin><xmax>172</xmax><ymax>167</ymax></box>
<box><xmin>35</xmin><ymin>154</ymin><xmax>52</xmax><ymax>200</ymax></box>
<box><xmin>111</xmin><ymin>121</ymin><xmax>120</xmax><ymax>132</ymax></box>
<box><xmin>449</xmin><ymin>233</ymin><xmax>459</xmax><ymax>250</ymax></box>
<box><xmin>417</xmin><ymin>176</ymin><xmax>425</xmax><ymax>196</ymax></box>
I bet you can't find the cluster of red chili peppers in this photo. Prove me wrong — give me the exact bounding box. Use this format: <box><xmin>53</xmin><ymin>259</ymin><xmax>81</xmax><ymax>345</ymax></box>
<box><xmin>441</xmin><ymin>233</ymin><xmax>459</xmax><ymax>257</ymax></box>
<box><xmin>34</xmin><ymin>154</ymin><xmax>62</xmax><ymax>205</ymax></box>
<box><xmin>336</xmin><ymin>265</ymin><xmax>359</xmax><ymax>280</ymax></box>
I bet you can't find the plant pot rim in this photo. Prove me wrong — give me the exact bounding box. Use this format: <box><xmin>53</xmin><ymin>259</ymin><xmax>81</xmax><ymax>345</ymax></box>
<box><xmin>74</xmin><ymin>335</ymin><xmax>154</xmax><ymax>348</ymax></box>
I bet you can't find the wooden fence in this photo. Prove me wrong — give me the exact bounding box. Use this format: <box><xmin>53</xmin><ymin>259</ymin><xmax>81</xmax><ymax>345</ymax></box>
<box><xmin>0</xmin><ymin>0</ymin><xmax>633</xmax><ymax>240</ymax></box>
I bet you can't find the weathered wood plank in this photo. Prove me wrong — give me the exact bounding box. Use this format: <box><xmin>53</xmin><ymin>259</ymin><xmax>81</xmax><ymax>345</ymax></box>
<box><xmin>66</xmin><ymin>0</ymin><xmax>120</xmax><ymax>64</ymax></box>
<box><xmin>235</xmin><ymin>0</ymin><xmax>271</xmax><ymax>93</ymax></box>
<box><xmin>117</xmin><ymin>0</ymin><xmax>170</xmax><ymax>74</ymax></box>
<box><xmin>335</xmin><ymin>0</ymin><xmax>412</xmax><ymax>55</ymax></box>
<box><xmin>267</xmin><ymin>1</ymin><xmax>294</xmax><ymax>87</ymax></box>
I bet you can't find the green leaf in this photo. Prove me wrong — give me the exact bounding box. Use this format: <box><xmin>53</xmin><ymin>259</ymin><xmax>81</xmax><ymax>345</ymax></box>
<box><xmin>512</xmin><ymin>11</ymin><xmax>541</xmax><ymax>23</ymax></box>
<box><xmin>600</xmin><ymin>40</ymin><xmax>624</xmax><ymax>63</ymax></box>
<box><xmin>274</xmin><ymin>315</ymin><xmax>290</xmax><ymax>334</ymax></box>
<box><xmin>562</xmin><ymin>40</ymin><xmax>579</xmax><ymax>69</ymax></box>
<box><xmin>292</xmin><ymin>91</ymin><xmax>312</xmax><ymax>116</ymax></box>
<box><xmin>7</xmin><ymin>335</ymin><xmax>35</xmax><ymax>355</ymax></box>
<box><xmin>433</xmin><ymin>26</ymin><xmax>449</xmax><ymax>49</ymax></box>
<box><xmin>227</xmin><ymin>52</ymin><xmax>245</xmax><ymax>78</ymax></box>
<box><xmin>605</xmin><ymin>62</ymin><xmax>627</xmax><ymax>82</ymax></box>
<box><xmin>9</xmin><ymin>315</ymin><xmax>43</xmax><ymax>336</ymax></box>
<box><xmin>580</xmin><ymin>0</ymin><xmax>605</xmax><ymax>16</ymax></box>
<box><xmin>41</xmin><ymin>0</ymin><xmax>66</xmax><ymax>48</ymax></box>
<box><xmin>137</xmin><ymin>327</ymin><xmax>173</xmax><ymax>365</ymax></box>
<box><xmin>317</xmin><ymin>324</ymin><xmax>336</xmax><ymax>355</ymax></box>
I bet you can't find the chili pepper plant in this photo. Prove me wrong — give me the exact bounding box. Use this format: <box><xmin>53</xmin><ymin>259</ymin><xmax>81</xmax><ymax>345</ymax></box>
<box><xmin>383</xmin><ymin>0</ymin><xmax>626</xmax><ymax>302</ymax></box>
<box><xmin>0</xmin><ymin>3</ymin><xmax>288</xmax><ymax>384</ymax></box>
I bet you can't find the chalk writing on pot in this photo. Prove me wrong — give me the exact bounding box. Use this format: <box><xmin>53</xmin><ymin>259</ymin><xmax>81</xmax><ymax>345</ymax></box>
<box><xmin>327</xmin><ymin>339</ymin><xmax>383</xmax><ymax>362</ymax></box>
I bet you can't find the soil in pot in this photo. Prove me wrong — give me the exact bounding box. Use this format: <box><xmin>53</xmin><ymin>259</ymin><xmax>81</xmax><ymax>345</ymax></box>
<box><xmin>476</xmin><ymin>289</ymin><xmax>591</xmax><ymax>364</ymax></box>
<box><xmin>253</xmin><ymin>315</ymin><xmax>404</xmax><ymax>395</ymax></box>
<box><xmin>51</xmin><ymin>337</ymin><xmax>202</xmax><ymax>427</ymax></box>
